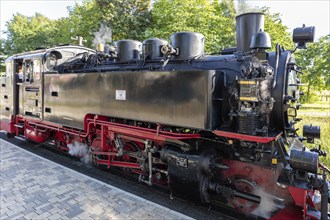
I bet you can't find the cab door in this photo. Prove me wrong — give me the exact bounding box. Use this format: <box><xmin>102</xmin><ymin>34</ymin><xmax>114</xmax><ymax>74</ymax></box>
<box><xmin>21</xmin><ymin>58</ymin><xmax>43</xmax><ymax>119</ymax></box>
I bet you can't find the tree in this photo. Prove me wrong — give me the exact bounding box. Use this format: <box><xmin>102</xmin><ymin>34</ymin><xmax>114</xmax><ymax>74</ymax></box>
<box><xmin>0</xmin><ymin>39</ymin><xmax>7</xmax><ymax>73</ymax></box>
<box><xmin>96</xmin><ymin>0</ymin><xmax>151</xmax><ymax>41</ymax></box>
<box><xmin>262</xmin><ymin>8</ymin><xmax>293</xmax><ymax>50</ymax></box>
<box><xmin>65</xmin><ymin>0</ymin><xmax>102</xmax><ymax>48</ymax></box>
<box><xmin>147</xmin><ymin>0</ymin><xmax>236</xmax><ymax>53</ymax></box>
<box><xmin>211</xmin><ymin>0</ymin><xmax>237</xmax><ymax>51</ymax></box>
<box><xmin>295</xmin><ymin>35</ymin><xmax>330</xmax><ymax>102</ymax></box>
<box><xmin>64</xmin><ymin>0</ymin><xmax>151</xmax><ymax>48</ymax></box>
<box><xmin>3</xmin><ymin>0</ymin><xmax>152</xmax><ymax>53</ymax></box>
<box><xmin>4</xmin><ymin>13</ymin><xmax>58</xmax><ymax>54</ymax></box>
<box><xmin>52</xmin><ymin>17</ymin><xmax>76</xmax><ymax>46</ymax></box>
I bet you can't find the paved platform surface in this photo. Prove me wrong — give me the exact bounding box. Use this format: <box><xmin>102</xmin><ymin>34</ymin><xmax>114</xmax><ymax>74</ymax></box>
<box><xmin>0</xmin><ymin>139</ymin><xmax>193</xmax><ymax>220</ymax></box>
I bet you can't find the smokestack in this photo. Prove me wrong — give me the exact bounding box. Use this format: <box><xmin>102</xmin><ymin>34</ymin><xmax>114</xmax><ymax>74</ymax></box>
<box><xmin>236</xmin><ymin>12</ymin><xmax>265</xmax><ymax>52</ymax></box>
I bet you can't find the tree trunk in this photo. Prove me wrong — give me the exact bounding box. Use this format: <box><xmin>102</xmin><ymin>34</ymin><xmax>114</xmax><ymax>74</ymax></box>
<box><xmin>307</xmin><ymin>84</ymin><xmax>311</xmax><ymax>103</ymax></box>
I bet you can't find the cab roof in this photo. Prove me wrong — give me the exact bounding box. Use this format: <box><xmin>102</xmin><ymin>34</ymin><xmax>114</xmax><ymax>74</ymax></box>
<box><xmin>5</xmin><ymin>45</ymin><xmax>95</xmax><ymax>62</ymax></box>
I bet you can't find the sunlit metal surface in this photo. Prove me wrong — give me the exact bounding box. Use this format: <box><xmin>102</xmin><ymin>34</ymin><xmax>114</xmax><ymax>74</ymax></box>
<box><xmin>44</xmin><ymin>70</ymin><xmax>218</xmax><ymax>130</ymax></box>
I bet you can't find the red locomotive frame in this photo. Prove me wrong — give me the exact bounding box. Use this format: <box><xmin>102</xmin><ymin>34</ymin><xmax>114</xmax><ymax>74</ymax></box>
<box><xmin>1</xmin><ymin>113</ymin><xmax>321</xmax><ymax>220</ymax></box>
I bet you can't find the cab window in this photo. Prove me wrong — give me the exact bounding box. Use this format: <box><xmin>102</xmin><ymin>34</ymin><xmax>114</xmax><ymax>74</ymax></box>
<box><xmin>24</xmin><ymin>60</ymin><xmax>33</xmax><ymax>83</ymax></box>
<box><xmin>33</xmin><ymin>59</ymin><xmax>41</xmax><ymax>82</ymax></box>
<box><xmin>16</xmin><ymin>61</ymin><xmax>23</xmax><ymax>83</ymax></box>
<box><xmin>46</xmin><ymin>54</ymin><xmax>57</xmax><ymax>71</ymax></box>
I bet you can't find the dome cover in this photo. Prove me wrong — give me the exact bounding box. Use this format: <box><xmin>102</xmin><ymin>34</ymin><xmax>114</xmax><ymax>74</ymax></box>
<box><xmin>250</xmin><ymin>31</ymin><xmax>271</xmax><ymax>50</ymax></box>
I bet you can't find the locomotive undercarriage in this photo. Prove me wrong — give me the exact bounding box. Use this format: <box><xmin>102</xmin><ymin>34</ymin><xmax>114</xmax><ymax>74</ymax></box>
<box><xmin>9</xmin><ymin>113</ymin><xmax>327</xmax><ymax>219</ymax></box>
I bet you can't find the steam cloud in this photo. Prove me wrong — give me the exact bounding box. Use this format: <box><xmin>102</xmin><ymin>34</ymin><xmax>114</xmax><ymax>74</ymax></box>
<box><xmin>93</xmin><ymin>23</ymin><xmax>112</xmax><ymax>49</ymax></box>
<box><xmin>252</xmin><ymin>188</ymin><xmax>281</xmax><ymax>219</ymax></box>
<box><xmin>235</xmin><ymin>0</ymin><xmax>262</xmax><ymax>15</ymax></box>
<box><xmin>260</xmin><ymin>80</ymin><xmax>270</xmax><ymax>100</ymax></box>
<box><xmin>67</xmin><ymin>141</ymin><xmax>90</xmax><ymax>164</ymax></box>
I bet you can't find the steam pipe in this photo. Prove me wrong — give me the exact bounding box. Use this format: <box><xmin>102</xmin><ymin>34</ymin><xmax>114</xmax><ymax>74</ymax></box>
<box><xmin>272</xmin><ymin>43</ymin><xmax>280</xmax><ymax>88</ymax></box>
<box><xmin>210</xmin><ymin>183</ymin><xmax>261</xmax><ymax>204</ymax></box>
<box><xmin>234</xmin><ymin>190</ymin><xmax>261</xmax><ymax>204</ymax></box>
<box><xmin>320</xmin><ymin>170</ymin><xmax>328</xmax><ymax>220</ymax></box>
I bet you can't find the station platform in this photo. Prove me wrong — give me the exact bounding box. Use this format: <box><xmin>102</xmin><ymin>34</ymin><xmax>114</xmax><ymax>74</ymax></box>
<box><xmin>0</xmin><ymin>139</ymin><xmax>193</xmax><ymax>219</ymax></box>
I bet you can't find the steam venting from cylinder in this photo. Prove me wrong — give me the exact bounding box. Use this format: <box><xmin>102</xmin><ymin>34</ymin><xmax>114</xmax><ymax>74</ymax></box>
<box><xmin>93</xmin><ymin>24</ymin><xmax>112</xmax><ymax>52</ymax></box>
<box><xmin>236</xmin><ymin>13</ymin><xmax>265</xmax><ymax>52</ymax></box>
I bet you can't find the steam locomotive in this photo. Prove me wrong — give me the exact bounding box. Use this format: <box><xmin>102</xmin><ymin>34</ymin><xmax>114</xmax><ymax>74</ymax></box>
<box><xmin>1</xmin><ymin>12</ymin><xmax>328</xmax><ymax>219</ymax></box>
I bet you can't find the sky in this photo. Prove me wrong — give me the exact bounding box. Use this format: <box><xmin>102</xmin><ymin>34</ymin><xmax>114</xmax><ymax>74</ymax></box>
<box><xmin>0</xmin><ymin>0</ymin><xmax>329</xmax><ymax>41</ymax></box>
<box><xmin>248</xmin><ymin>0</ymin><xmax>329</xmax><ymax>40</ymax></box>
<box><xmin>0</xmin><ymin>0</ymin><xmax>82</xmax><ymax>39</ymax></box>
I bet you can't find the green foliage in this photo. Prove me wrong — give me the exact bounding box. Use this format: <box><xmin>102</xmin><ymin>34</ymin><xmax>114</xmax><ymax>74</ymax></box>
<box><xmin>65</xmin><ymin>0</ymin><xmax>102</xmax><ymax>47</ymax></box>
<box><xmin>148</xmin><ymin>0</ymin><xmax>236</xmax><ymax>53</ymax></box>
<box><xmin>53</xmin><ymin>17</ymin><xmax>77</xmax><ymax>46</ymax></box>
<box><xmin>262</xmin><ymin>8</ymin><xmax>293</xmax><ymax>50</ymax></box>
<box><xmin>4</xmin><ymin>13</ymin><xmax>58</xmax><ymax>54</ymax></box>
<box><xmin>300</xmin><ymin>91</ymin><xmax>321</xmax><ymax>103</ymax></box>
<box><xmin>63</xmin><ymin>0</ymin><xmax>151</xmax><ymax>48</ymax></box>
<box><xmin>96</xmin><ymin>0</ymin><xmax>151</xmax><ymax>41</ymax></box>
<box><xmin>0</xmin><ymin>39</ymin><xmax>6</xmax><ymax>73</ymax></box>
<box><xmin>295</xmin><ymin>35</ymin><xmax>330</xmax><ymax>102</ymax></box>
<box><xmin>1</xmin><ymin>0</ymin><xmax>294</xmax><ymax>55</ymax></box>
<box><xmin>2</xmin><ymin>0</ymin><xmax>151</xmax><ymax>52</ymax></box>
<box><xmin>296</xmin><ymin>104</ymin><xmax>330</xmax><ymax>167</ymax></box>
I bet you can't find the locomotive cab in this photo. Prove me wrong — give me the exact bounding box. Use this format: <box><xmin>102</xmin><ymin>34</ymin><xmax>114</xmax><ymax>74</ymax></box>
<box><xmin>0</xmin><ymin>46</ymin><xmax>95</xmax><ymax>135</ymax></box>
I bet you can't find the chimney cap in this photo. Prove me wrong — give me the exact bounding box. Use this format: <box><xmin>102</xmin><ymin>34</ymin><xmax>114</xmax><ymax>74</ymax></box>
<box><xmin>236</xmin><ymin>12</ymin><xmax>264</xmax><ymax>19</ymax></box>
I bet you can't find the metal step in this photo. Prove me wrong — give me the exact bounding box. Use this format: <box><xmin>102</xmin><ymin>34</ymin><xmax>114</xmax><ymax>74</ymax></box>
<box><xmin>14</xmin><ymin>124</ymin><xmax>24</xmax><ymax>129</ymax></box>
